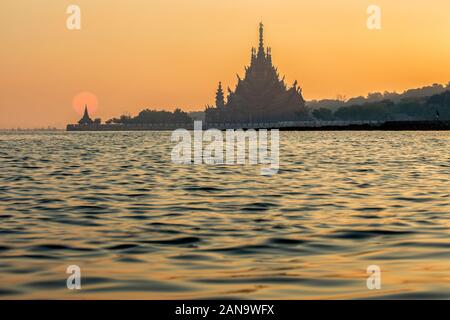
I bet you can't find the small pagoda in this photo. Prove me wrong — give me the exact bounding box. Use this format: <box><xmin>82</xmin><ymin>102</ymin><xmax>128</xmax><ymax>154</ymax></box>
<box><xmin>205</xmin><ymin>23</ymin><xmax>309</xmax><ymax>124</ymax></box>
<box><xmin>78</xmin><ymin>105</ymin><xmax>94</xmax><ymax>125</ymax></box>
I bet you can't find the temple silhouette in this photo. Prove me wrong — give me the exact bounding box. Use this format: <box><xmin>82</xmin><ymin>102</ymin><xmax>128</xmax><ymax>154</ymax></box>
<box><xmin>67</xmin><ymin>23</ymin><xmax>450</xmax><ymax>132</ymax></box>
<box><xmin>205</xmin><ymin>23</ymin><xmax>309</xmax><ymax>123</ymax></box>
<box><xmin>77</xmin><ymin>105</ymin><xmax>101</xmax><ymax>126</ymax></box>
<box><xmin>78</xmin><ymin>105</ymin><xmax>93</xmax><ymax>125</ymax></box>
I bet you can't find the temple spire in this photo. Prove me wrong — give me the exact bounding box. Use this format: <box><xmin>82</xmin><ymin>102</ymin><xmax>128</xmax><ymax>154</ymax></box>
<box><xmin>78</xmin><ymin>104</ymin><xmax>94</xmax><ymax>125</ymax></box>
<box><xmin>83</xmin><ymin>105</ymin><xmax>89</xmax><ymax>117</ymax></box>
<box><xmin>258</xmin><ymin>22</ymin><xmax>265</xmax><ymax>57</ymax></box>
<box><xmin>215</xmin><ymin>82</ymin><xmax>225</xmax><ymax>108</ymax></box>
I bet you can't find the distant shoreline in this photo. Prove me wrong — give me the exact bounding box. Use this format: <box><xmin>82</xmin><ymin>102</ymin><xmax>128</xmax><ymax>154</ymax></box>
<box><xmin>66</xmin><ymin>120</ymin><xmax>450</xmax><ymax>131</ymax></box>
<box><xmin>0</xmin><ymin>128</ymin><xmax>63</xmax><ymax>132</ymax></box>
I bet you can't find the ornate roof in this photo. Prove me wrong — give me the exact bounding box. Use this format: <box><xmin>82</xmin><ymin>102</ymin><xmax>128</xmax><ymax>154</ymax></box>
<box><xmin>206</xmin><ymin>23</ymin><xmax>308</xmax><ymax>123</ymax></box>
<box><xmin>78</xmin><ymin>105</ymin><xmax>94</xmax><ymax>125</ymax></box>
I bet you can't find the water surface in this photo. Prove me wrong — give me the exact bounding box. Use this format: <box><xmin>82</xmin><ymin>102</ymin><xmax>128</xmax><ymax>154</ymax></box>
<box><xmin>0</xmin><ymin>131</ymin><xmax>449</xmax><ymax>299</ymax></box>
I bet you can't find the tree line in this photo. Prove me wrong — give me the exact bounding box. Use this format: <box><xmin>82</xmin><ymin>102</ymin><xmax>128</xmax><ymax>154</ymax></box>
<box><xmin>312</xmin><ymin>90</ymin><xmax>450</xmax><ymax>121</ymax></box>
<box><xmin>106</xmin><ymin>108</ymin><xmax>192</xmax><ymax>124</ymax></box>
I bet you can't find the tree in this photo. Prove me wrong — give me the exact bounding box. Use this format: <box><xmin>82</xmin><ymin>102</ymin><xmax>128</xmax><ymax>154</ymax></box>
<box><xmin>312</xmin><ymin>108</ymin><xmax>334</xmax><ymax>121</ymax></box>
<box><xmin>106</xmin><ymin>108</ymin><xmax>193</xmax><ymax>124</ymax></box>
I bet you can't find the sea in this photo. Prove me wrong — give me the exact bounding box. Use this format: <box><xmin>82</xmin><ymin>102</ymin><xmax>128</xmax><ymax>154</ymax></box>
<box><xmin>0</xmin><ymin>131</ymin><xmax>449</xmax><ymax>299</ymax></box>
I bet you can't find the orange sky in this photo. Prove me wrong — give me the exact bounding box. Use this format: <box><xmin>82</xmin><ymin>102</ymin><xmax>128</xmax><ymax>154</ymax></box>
<box><xmin>1</xmin><ymin>0</ymin><xmax>450</xmax><ymax>128</ymax></box>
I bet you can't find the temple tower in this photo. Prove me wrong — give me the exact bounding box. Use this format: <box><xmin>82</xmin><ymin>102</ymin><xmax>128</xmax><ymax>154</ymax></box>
<box><xmin>205</xmin><ymin>23</ymin><xmax>309</xmax><ymax>124</ymax></box>
<box><xmin>78</xmin><ymin>105</ymin><xmax>94</xmax><ymax>125</ymax></box>
<box><xmin>257</xmin><ymin>22</ymin><xmax>265</xmax><ymax>58</ymax></box>
<box><xmin>215</xmin><ymin>82</ymin><xmax>225</xmax><ymax>109</ymax></box>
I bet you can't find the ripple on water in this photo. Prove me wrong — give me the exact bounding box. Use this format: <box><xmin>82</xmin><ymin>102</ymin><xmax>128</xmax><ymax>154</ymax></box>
<box><xmin>0</xmin><ymin>131</ymin><xmax>449</xmax><ymax>299</ymax></box>
<box><xmin>325</xmin><ymin>229</ymin><xmax>417</xmax><ymax>240</ymax></box>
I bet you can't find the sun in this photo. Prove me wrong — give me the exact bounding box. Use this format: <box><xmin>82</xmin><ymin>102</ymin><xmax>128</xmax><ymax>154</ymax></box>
<box><xmin>72</xmin><ymin>92</ymin><xmax>98</xmax><ymax>116</ymax></box>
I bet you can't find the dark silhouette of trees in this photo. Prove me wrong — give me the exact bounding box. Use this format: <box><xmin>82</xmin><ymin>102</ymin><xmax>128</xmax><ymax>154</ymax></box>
<box><xmin>308</xmin><ymin>83</ymin><xmax>449</xmax><ymax>111</ymax></box>
<box><xmin>324</xmin><ymin>90</ymin><xmax>450</xmax><ymax>121</ymax></box>
<box><xmin>334</xmin><ymin>100</ymin><xmax>393</xmax><ymax>120</ymax></box>
<box><xmin>312</xmin><ymin>108</ymin><xmax>334</xmax><ymax>120</ymax></box>
<box><xmin>106</xmin><ymin>108</ymin><xmax>192</xmax><ymax>124</ymax></box>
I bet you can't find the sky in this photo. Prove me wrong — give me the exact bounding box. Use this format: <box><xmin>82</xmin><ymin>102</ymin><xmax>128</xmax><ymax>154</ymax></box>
<box><xmin>1</xmin><ymin>0</ymin><xmax>450</xmax><ymax>128</ymax></box>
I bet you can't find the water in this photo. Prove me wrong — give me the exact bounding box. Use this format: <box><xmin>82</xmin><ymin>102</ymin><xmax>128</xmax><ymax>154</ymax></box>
<box><xmin>0</xmin><ymin>131</ymin><xmax>449</xmax><ymax>299</ymax></box>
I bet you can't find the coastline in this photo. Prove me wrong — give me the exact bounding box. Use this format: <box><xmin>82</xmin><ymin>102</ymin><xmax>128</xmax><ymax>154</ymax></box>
<box><xmin>66</xmin><ymin>120</ymin><xmax>450</xmax><ymax>131</ymax></box>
